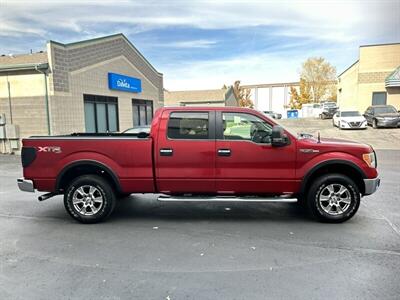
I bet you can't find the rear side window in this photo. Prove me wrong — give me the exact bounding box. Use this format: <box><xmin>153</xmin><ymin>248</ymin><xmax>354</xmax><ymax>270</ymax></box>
<box><xmin>167</xmin><ymin>112</ymin><xmax>209</xmax><ymax>139</ymax></box>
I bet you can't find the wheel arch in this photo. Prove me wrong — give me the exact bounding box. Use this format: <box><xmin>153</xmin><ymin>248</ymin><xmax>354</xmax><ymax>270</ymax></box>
<box><xmin>300</xmin><ymin>160</ymin><xmax>367</xmax><ymax>196</ymax></box>
<box><xmin>56</xmin><ymin>160</ymin><xmax>122</xmax><ymax>193</ymax></box>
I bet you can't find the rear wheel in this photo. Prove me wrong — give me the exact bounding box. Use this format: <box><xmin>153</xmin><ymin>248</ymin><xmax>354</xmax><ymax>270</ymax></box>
<box><xmin>306</xmin><ymin>174</ymin><xmax>360</xmax><ymax>223</ymax></box>
<box><xmin>64</xmin><ymin>175</ymin><xmax>116</xmax><ymax>223</ymax></box>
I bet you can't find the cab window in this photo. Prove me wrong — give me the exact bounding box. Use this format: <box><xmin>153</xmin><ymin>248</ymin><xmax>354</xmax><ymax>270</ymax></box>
<box><xmin>222</xmin><ymin>113</ymin><xmax>272</xmax><ymax>144</ymax></box>
<box><xmin>167</xmin><ymin>112</ymin><xmax>209</xmax><ymax>139</ymax></box>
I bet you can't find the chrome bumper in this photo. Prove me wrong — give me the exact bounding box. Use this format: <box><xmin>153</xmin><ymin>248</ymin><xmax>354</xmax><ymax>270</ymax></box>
<box><xmin>17</xmin><ymin>178</ymin><xmax>35</xmax><ymax>192</ymax></box>
<box><xmin>377</xmin><ymin>119</ymin><xmax>400</xmax><ymax>127</ymax></box>
<box><xmin>364</xmin><ymin>177</ymin><xmax>380</xmax><ymax>195</ymax></box>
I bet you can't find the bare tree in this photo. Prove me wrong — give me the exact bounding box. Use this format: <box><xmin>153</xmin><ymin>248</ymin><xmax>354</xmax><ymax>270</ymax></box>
<box><xmin>232</xmin><ymin>80</ymin><xmax>253</xmax><ymax>108</ymax></box>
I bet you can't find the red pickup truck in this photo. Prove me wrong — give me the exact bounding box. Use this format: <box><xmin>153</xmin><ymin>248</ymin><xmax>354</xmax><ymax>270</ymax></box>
<box><xmin>18</xmin><ymin>107</ymin><xmax>380</xmax><ymax>223</ymax></box>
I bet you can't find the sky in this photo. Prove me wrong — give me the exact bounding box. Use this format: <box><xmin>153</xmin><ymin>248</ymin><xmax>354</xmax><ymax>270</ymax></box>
<box><xmin>1</xmin><ymin>0</ymin><xmax>399</xmax><ymax>90</ymax></box>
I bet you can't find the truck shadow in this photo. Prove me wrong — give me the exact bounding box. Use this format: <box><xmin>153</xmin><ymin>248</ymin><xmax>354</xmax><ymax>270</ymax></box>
<box><xmin>109</xmin><ymin>195</ymin><xmax>310</xmax><ymax>222</ymax></box>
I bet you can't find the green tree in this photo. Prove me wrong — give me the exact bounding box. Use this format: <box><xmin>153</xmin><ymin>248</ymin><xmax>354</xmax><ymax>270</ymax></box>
<box><xmin>300</xmin><ymin>57</ymin><xmax>337</xmax><ymax>103</ymax></box>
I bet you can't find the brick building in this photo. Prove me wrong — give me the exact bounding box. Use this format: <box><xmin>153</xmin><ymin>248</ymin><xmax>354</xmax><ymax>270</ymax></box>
<box><xmin>164</xmin><ymin>86</ymin><xmax>237</xmax><ymax>107</ymax></box>
<box><xmin>0</xmin><ymin>34</ymin><xmax>163</xmax><ymax>152</ymax></box>
<box><xmin>338</xmin><ymin>43</ymin><xmax>400</xmax><ymax>112</ymax></box>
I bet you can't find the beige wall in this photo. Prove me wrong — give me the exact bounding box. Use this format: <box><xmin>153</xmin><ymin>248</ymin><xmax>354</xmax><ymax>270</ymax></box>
<box><xmin>359</xmin><ymin>44</ymin><xmax>400</xmax><ymax>73</ymax></box>
<box><xmin>0</xmin><ymin>73</ymin><xmax>49</xmax><ymax>138</ymax></box>
<box><xmin>0</xmin><ymin>73</ymin><xmax>47</xmax><ymax>98</ymax></box>
<box><xmin>338</xmin><ymin>44</ymin><xmax>400</xmax><ymax>112</ymax></box>
<box><xmin>387</xmin><ymin>87</ymin><xmax>400</xmax><ymax>109</ymax></box>
<box><xmin>50</xmin><ymin>55</ymin><xmax>161</xmax><ymax>134</ymax></box>
<box><xmin>338</xmin><ymin>62</ymin><xmax>359</xmax><ymax>110</ymax></box>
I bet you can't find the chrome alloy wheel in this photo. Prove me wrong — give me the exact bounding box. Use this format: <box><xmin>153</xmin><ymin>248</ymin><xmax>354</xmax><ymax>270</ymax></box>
<box><xmin>72</xmin><ymin>185</ymin><xmax>104</xmax><ymax>216</ymax></box>
<box><xmin>318</xmin><ymin>184</ymin><xmax>351</xmax><ymax>216</ymax></box>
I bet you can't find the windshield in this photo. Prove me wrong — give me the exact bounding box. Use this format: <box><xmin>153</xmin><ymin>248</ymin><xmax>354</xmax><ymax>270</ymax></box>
<box><xmin>323</xmin><ymin>102</ymin><xmax>336</xmax><ymax>108</ymax></box>
<box><xmin>374</xmin><ymin>106</ymin><xmax>397</xmax><ymax>114</ymax></box>
<box><xmin>341</xmin><ymin>111</ymin><xmax>360</xmax><ymax>117</ymax></box>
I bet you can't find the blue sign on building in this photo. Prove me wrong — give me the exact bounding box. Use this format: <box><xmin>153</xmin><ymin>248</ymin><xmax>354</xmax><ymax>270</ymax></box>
<box><xmin>287</xmin><ymin>109</ymin><xmax>299</xmax><ymax>119</ymax></box>
<box><xmin>108</xmin><ymin>72</ymin><xmax>142</xmax><ymax>93</ymax></box>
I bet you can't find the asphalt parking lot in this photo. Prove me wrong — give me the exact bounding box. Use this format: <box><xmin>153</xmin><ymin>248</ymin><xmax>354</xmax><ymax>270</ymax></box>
<box><xmin>1</xmin><ymin>151</ymin><xmax>399</xmax><ymax>300</ymax></box>
<box><xmin>278</xmin><ymin>118</ymin><xmax>400</xmax><ymax>150</ymax></box>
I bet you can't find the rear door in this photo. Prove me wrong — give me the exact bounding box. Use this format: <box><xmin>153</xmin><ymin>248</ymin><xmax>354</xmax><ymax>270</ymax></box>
<box><xmin>155</xmin><ymin>110</ymin><xmax>216</xmax><ymax>194</ymax></box>
<box><xmin>215</xmin><ymin>111</ymin><xmax>297</xmax><ymax>194</ymax></box>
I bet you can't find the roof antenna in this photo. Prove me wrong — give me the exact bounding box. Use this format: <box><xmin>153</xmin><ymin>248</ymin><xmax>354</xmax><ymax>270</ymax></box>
<box><xmin>317</xmin><ymin>131</ymin><xmax>321</xmax><ymax>143</ymax></box>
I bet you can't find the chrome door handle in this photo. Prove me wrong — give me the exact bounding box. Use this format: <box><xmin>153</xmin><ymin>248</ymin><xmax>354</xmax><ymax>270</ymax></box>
<box><xmin>160</xmin><ymin>148</ymin><xmax>173</xmax><ymax>156</ymax></box>
<box><xmin>218</xmin><ymin>149</ymin><xmax>231</xmax><ymax>156</ymax></box>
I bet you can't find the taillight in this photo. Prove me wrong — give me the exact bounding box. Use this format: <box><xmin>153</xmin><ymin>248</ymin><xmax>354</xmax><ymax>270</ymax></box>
<box><xmin>21</xmin><ymin>147</ymin><xmax>37</xmax><ymax>167</ymax></box>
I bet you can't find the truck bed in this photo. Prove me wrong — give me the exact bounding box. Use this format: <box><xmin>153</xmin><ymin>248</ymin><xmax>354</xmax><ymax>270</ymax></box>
<box><xmin>22</xmin><ymin>134</ymin><xmax>155</xmax><ymax>193</ymax></box>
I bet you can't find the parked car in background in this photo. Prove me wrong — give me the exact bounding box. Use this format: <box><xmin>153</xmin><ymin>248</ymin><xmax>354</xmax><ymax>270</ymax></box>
<box><xmin>301</xmin><ymin>103</ymin><xmax>321</xmax><ymax>118</ymax></box>
<box><xmin>363</xmin><ymin>105</ymin><xmax>400</xmax><ymax>128</ymax></box>
<box><xmin>262</xmin><ymin>110</ymin><xmax>282</xmax><ymax>119</ymax></box>
<box><xmin>333</xmin><ymin>111</ymin><xmax>367</xmax><ymax>130</ymax></box>
<box><xmin>122</xmin><ymin>125</ymin><xmax>151</xmax><ymax>134</ymax></box>
<box><xmin>316</xmin><ymin>101</ymin><xmax>338</xmax><ymax>119</ymax></box>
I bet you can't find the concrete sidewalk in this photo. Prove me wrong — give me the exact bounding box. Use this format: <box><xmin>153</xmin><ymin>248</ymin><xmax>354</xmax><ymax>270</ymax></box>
<box><xmin>278</xmin><ymin>118</ymin><xmax>400</xmax><ymax>150</ymax></box>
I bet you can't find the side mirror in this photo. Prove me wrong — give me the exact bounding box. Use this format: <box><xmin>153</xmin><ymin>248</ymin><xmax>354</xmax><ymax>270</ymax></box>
<box><xmin>271</xmin><ymin>125</ymin><xmax>289</xmax><ymax>147</ymax></box>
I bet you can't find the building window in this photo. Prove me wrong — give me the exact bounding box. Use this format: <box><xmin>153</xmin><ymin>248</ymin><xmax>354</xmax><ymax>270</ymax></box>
<box><xmin>132</xmin><ymin>99</ymin><xmax>153</xmax><ymax>126</ymax></box>
<box><xmin>84</xmin><ymin>94</ymin><xmax>119</xmax><ymax>133</ymax></box>
<box><xmin>167</xmin><ymin>112</ymin><xmax>209</xmax><ymax>140</ymax></box>
<box><xmin>372</xmin><ymin>92</ymin><xmax>387</xmax><ymax>105</ymax></box>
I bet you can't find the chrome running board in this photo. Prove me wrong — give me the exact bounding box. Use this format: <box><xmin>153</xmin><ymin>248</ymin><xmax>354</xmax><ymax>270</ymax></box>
<box><xmin>158</xmin><ymin>195</ymin><xmax>297</xmax><ymax>203</ymax></box>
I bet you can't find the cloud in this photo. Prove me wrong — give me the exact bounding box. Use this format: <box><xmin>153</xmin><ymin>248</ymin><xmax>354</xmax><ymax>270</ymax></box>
<box><xmin>2</xmin><ymin>0</ymin><xmax>398</xmax><ymax>43</ymax></box>
<box><xmin>157</xmin><ymin>39</ymin><xmax>217</xmax><ymax>49</ymax></box>
<box><xmin>0</xmin><ymin>0</ymin><xmax>399</xmax><ymax>89</ymax></box>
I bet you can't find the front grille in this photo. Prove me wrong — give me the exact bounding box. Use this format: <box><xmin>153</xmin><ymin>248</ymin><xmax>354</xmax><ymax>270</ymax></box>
<box><xmin>349</xmin><ymin>122</ymin><xmax>361</xmax><ymax>127</ymax></box>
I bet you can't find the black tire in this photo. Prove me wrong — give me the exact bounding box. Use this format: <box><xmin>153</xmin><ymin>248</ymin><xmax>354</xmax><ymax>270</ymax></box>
<box><xmin>306</xmin><ymin>174</ymin><xmax>360</xmax><ymax>223</ymax></box>
<box><xmin>372</xmin><ymin>119</ymin><xmax>378</xmax><ymax>129</ymax></box>
<box><xmin>64</xmin><ymin>175</ymin><xmax>116</xmax><ymax>223</ymax></box>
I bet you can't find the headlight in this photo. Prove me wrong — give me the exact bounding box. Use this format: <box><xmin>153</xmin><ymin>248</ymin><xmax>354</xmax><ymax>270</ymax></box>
<box><xmin>341</xmin><ymin>119</ymin><xmax>348</xmax><ymax>123</ymax></box>
<box><xmin>363</xmin><ymin>152</ymin><xmax>376</xmax><ymax>168</ymax></box>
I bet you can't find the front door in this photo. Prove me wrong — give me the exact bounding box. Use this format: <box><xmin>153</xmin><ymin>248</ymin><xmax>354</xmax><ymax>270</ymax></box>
<box><xmin>215</xmin><ymin>111</ymin><xmax>297</xmax><ymax>194</ymax></box>
<box><xmin>156</xmin><ymin>110</ymin><xmax>216</xmax><ymax>194</ymax></box>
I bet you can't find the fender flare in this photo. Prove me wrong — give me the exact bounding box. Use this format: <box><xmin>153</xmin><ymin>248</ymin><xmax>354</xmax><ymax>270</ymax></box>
<box><xmin>300</xmin><ymin>159</ymin><xmax>367</xmax><ymax>195</ymax></box>
<box><xmin>55</xmin><ymin>160</ymin><xmax>122</xmax><ymax>193</ymax></box>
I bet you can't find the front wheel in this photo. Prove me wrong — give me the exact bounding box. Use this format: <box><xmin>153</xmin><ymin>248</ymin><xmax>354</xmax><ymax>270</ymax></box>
<box><xmin>306</xmin><ymin>174</ymin><xmax>360</xmax><ymax>223</ymax></box>
<box><xmin>372</xmin><ymin>119</ymin><xmax>378</xmax><ymax>129</ymax></box>
<box><xmin>64</xmin><ymin>175</ymin><xmax>116</xmax><ymax>223</ymax></box>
